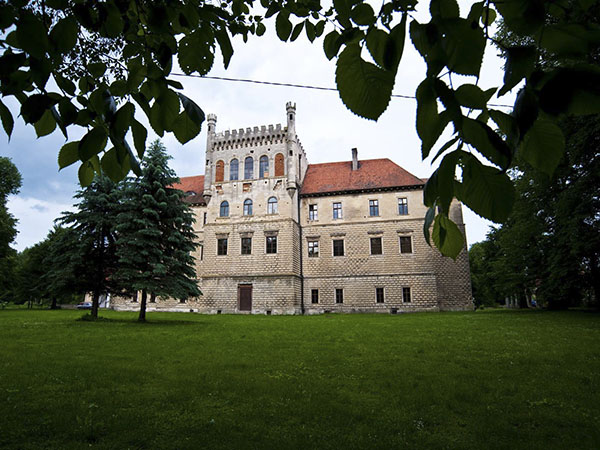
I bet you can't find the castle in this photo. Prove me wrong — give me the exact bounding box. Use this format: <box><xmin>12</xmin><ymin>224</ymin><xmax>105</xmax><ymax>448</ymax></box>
<box><xmin>111</xmin><ymin>103</ymin><xmax>473</xmax><ymax>314</ymax></box>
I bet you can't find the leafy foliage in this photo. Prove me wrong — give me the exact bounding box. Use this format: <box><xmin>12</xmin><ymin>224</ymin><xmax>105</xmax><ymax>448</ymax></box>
<box><xmin>0</xmin><ymin>157</ymin><xmax>22</xmax><ymax>267</ymax></box>
<box><xmin>113</xmin><ymin>140</ymin><xmax>200</xmax><ymax>322</ymax></box>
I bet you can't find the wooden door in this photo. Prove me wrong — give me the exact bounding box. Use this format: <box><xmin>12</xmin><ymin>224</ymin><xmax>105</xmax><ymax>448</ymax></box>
<box><xmin>238</xmin><ymin>284</ymin><xmax>252</xmax><ymax>311</ymax></box>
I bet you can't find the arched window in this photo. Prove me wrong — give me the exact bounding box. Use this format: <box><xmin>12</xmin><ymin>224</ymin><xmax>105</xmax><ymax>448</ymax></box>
<box><xmin>219</xmin><ymin>201</ymin><xmax>229</xmax><ymax>217</ymax></box>
<box><xmin>215</xmin><ymin>160</ymin><xmax>224</xmax><ymax>182</ymax></box>
<box><xmin>243</xmin><ymin>199</ymin><xmax>253</xmax><ymax>216</ymax></box>
<box><xmin>244</xmin><ymin>156</ymin><xmax>253</xmax><ymax>179</ymax></box>
<box><xmin>259</xmin><ymin>155</ymin><xmax>269</xmax><ymax>178</ymax></box>
<box><xmin>229</xmin><ymin>158</ymin><xmax>239</xmax><ymax>181</ymax></box>
<box><xmin>267</xmin><ymin>197</ymin><xmax>278</xmax><ymax>214</ymax></box>
<box><xmin>274</xmin><ymin>153</ymin><xmax>284</xmax><ymax>176</ymax></box>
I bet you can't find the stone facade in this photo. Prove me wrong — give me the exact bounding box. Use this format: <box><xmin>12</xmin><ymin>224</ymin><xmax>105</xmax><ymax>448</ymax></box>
<box><xmin>110</xmin><ymin>103</ymin><xmax>473</xmax><ymax>314</ymax></box>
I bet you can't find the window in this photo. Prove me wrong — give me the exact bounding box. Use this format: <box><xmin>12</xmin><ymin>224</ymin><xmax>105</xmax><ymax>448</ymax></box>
<box><xmin>230</xmin><ymin>158</ymin><xmax>239</xmax><ymax>181</ymax></box>
<box><xmin>335</xmin><ymin>288</ymin><xmax>344</xmax><ymax>304</ymax></box>
<box><xmin>203</xmin><ymin>212</ymin><xmax>207</xmax><ymax>225</ymax></box>
<box><xmin>217</xmin><ymin>238</ymin><xmax>228</xmax><ymax>255</ymax></box>
<box><xmin>399</xmin><ymin>236</ymin><xmax>413</xmax><ymax>254</ymax></box>
<box><xmin>311</xmin><ymin>289</ymin><xmax>319</xmax><ymax>304</ymax></box>
<box><xmin>241</xmin><ymin>237</ymin><xmax>252</xmax><ymax>255</ymax></box>
<box><xmin>131</xmin><ymin>292</ymin><xmax>138</xmax><ymax>302</ymax></box>
<box><xmin>333</xmin><ymin>239</ymin><xmax>344</xmax><ymax>256</ymax></box>
<box><xmin>259</xmin><ymin>155</ymin><xmax>269</xmax><ymax>178</ymax></box>
<box><xmin>402</xmin><ymin>287</ymin><xmax>411</xmax><ymax>303</ymax></box>
<box><xmin>274</xmin><ymin>153</ymin><xmax>285</xmax><ymax>176</ymax></box>
<box><xmin>244</xmin><ymin>156</ymin><xmax>253</xmax><ymax>179</ymax></box>
<box><xmin>215</xmin><ymin>160</ymin><xmax>224</xmax><ymax>182</ymax></box>
<box><xmin>369</xmin><ymin>199</ymin><xmax>379</xmax><ymax>216</ymax></box>
<box><xmin>199</xmin><ymin>243</ymin><xmax>204</xmax><ymax>261</ymax></box>
<box><xmin>267</xmin><ymin>197</ymin><xmax>278</xmax><ymax>214</ymax></box>
<box><xmin>370</xmin><ymin>237</ymin><xmax>383</xmax><ymax>255</ymax></box>
<box><xmin>219</xmin><ymin>201</ymin><xmax>229</xmax><ymax>217</ymax></box>
<box><xmin>266</xmin><ymin>236</ymin><xmax>277</xmax><ymax>254</ymax></box>
<box><xmin>376</xmin><ymin>287</ymin><xmax>384</xmax><ymax>303</ymax></box>
<box><xmin>333</xmin><ymin>202</ymin><xmax>342</xmax><ymax>219</ymax></box>
<box><xmin>398</xmin><ymin>197</ymin><xmax>408</xmax><ymax>215</ymax></box>
<box><xmin>243</xmin><ymin>199</ymin><xmax>253</xmax><ymax>216</ymax></box>
<box><xmin>308</xmin><ymin>240</ymin><xmax>319</xmax><ymax>257</ymax></box>
<box><xmin>308</xmin><ymin>204</ymin><xmax>318</xmax><ymax>221</ymax></box>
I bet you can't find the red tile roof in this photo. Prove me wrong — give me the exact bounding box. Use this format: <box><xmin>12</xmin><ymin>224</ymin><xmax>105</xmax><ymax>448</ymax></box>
<box><xmin>172</xmin><ymin>175</ymin><xmax>206</xmax><ymax>205</ymax></box>
<box><xmin>300</xmin><ymin>159</ymin><xmax>425</xmax><ymax>196</ymax></box>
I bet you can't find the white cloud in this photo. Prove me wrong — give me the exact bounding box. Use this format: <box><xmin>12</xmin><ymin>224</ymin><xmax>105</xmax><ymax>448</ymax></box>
<box><xmin>6</xmin><ymin>196</ymin><xmax>74</xmax><ymax>251</ymax></box>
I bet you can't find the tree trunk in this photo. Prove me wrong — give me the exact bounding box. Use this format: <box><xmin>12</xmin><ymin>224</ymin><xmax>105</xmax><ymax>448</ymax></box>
<box><xmin>50</xmin><ymin>297</ymin><xmax>58</xmax><ymax>310</ymax></box>
<box><xmin>91</xmin><ymin>291</ymin><xmax>100</xmax><ymax>318</ymax></box>
<box><xmin>138</xmin><ymin>290</ymin><xmax>147</xmax><ymax>322</ymax></box>
<box><xmin>590</xmin><ymin>253</ymin><xmax>600</xmax><ymax>309</ymax></box>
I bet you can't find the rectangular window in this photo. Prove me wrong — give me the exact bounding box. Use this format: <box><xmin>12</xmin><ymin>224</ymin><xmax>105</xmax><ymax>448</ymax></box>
<box><xmin>369</xmin><ymin>199</ymin><xmax>379</xmax><ymax>216</ymax></box>
<box><xmin>335</xmin><ymin>288</ymin><xmax>344</xmax><ymax>304</ymax></box>
<box><xmin>309</xmin><ymin>204</ymin><xmax>318</xmax><ymax>221</ymax></box>
<box><xmin>203</xmin><ymin>212</ymin><xmax>207</xmax><ymax>224</ymax></box>
<box><xmin>333</xmin><ymin>239</ymin><xmax>345</xmax><ymax>256</ymax></box>
<box><xmin>376</xmin><ymin>287</ymin><xmax>385</xmax><ymax>303</ymax></box>
<box><xmin>199</xmin><ymin>243</ymin><xmax>204</xmax><ymax>261</ymax></box>
<box><xmin>398</xmin><ymin>197</ymin><xmax>408</xmax><ymax>215</ymax></box>
<box><xmin>311</xmin><ymin>289</ymin><xmax>319</xmax><ymax>304</ymax></box>
<box><xmin>402</xmin><ymin>287</ymin><xmax>411</xmax><ymax>303</ymax></box>
<box><xmin>217</xmin><ymin>238</ymin><xmax>228</xmax><ymax>255</ymax></box>
<box><xmin>370</xmin><ymin>237</ymin><xmax>383</xmax><ymax>255</ymax></box>
<box><xmin>241</xmin><ymin>237</ymin><xmax>252</xmax><ymax>255</ymax></box>
<box><xmin>308</xmin><ymin>240</ymin><xmax>319</xmax><ymax>257</ymax></box>
<box><xmin>399</xmin><ymin>236</ymin><xmax>413</xmax><ymax>254</ymax></box>
<box><xmin>266</xmin><ymin>236</ymin><xmax>277</xmax><ymax>254</ymax></box>
<box><xmin>333</xmin><ymin>202</ymin><xmax>342</xmax><ymax>219</ymax></box>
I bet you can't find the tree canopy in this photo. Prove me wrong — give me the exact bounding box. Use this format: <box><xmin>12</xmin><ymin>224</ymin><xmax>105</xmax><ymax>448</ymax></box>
<box><xmin>1</xmin><ymin>0</ymin><xmax>599</xmax><ymax>257</ymax></box>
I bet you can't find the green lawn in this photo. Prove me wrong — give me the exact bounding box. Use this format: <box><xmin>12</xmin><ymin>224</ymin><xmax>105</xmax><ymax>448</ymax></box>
<box><xmin>0</xmin><ymin>309</ymin><xmax>598</xmax><ymax>449</ymax></box>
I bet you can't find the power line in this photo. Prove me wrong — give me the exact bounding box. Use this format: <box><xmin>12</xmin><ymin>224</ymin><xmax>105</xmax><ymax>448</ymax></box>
<box><xmin>171</xmin><ymin>72</ymin><xmax>513</xmax><ymax>108</ymax></box>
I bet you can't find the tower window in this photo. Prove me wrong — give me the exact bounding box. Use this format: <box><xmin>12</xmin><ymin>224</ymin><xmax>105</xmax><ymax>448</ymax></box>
<box><xmin>244</xmin><ymin>156</ymin><xmax>254</xmax><ymax>179</ymax></box>
<box><xmin>259</xmin><ymin>155</ymin><xmax>269</xmax><ymax>178</ymax></box>
<box><xmin>230</xmin><ymin>158</ymin><xmax>239</xmax><ymax>181</ymax></box>
<box><xmin>215</xmin><ymin>160</ymin><xmax>224</xmax><ymax>182</ymax></box>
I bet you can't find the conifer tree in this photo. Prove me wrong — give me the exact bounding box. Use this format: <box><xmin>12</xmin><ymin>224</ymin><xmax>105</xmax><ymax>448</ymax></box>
<box><xmin>57</xmin><ymin>176</ymin><xmax>122</xmax><ymax>318</ymax></box>
<box><xmin>114</xmin><ymin>140</ymin><xmax>200</xmax><ymax>322</ymax></box>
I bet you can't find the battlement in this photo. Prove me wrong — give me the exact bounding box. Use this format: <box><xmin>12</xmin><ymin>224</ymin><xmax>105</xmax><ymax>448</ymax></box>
<box><xmin>210</xmin><ymin>123</ymin><xmax>305</xmax><ymax>152</ymax></box>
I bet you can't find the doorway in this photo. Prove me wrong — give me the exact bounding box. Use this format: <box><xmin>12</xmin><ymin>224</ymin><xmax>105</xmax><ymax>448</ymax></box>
<box><xmin>238</xmin><ymin>284</ymin><xmax>252</xmax><ymax>311</ymax></box>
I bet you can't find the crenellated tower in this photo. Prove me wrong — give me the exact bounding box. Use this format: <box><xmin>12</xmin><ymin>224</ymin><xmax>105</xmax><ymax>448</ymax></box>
<box><xmin>203</xmin><ymin>113</ymin><xmax>217</xmax><ymax>204</ymax></box>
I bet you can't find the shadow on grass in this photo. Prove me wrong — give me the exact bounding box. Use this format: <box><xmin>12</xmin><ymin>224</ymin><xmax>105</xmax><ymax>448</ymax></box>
<box><xmin>76</xmin><ymin>314</ymin><xmax>204</xmax><ymax>326</ymax></box>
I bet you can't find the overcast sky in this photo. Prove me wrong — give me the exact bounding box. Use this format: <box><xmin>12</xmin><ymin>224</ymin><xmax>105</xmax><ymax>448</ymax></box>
<box><xmin>2</xmin><ymin>3</ymin><xmax>515</xmax><ymax>252</ymax></box>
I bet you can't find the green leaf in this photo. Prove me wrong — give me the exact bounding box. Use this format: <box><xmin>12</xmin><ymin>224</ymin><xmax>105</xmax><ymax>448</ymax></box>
<box><xmin>387</xmin><ymin>15</ymin><xmax>407</xmax><ymax>70</ymax></box>
<box><xmin>58</xmin><ymin>141</ymin><xmax>80</xmax><ymax>169</ymax></box>
<box><xmin>101</xmin><ymin>147</ymin><xmax>128</xmax><ymax>182</ymax></box>
<box><xmin>276</xmin><ymin>10</ymin><xmax>292</xmax><ymax>41</ymax></box>
<box><xmin>430</xmin><ymin>0</ymin><xmax>460</xmax><ymax>19</ymax></box>
<box><xmin>178</xmin><ymin>93</ymin><xmax>205</xmax><ymax>127</ymax></box>
<box><xmin>16</xmin><ymin>11</ymin><xmax>49</xmax><ymax>58</ymax></box>
<box><xmin>481</xmin><ymin>7</ymin><xmax>496</xmax><ymax>26</ymax></box>
<box><xmin>366</xmin><ymin>29</ymin><xmax>389</xmax><ymax>68</ymax></box>
<box><xmin>0</xmin><ymin>99</ymin><xmax>14</xmax><ymax>137</ymax></box>
<box><xmin>494</xmin><ymin>0</ymin><xmax>545</xmax><ymax>36</ymax></box>
<box><xmin>58</xmin><ymin>99</ymin><xmax>78</xmax><ymax>126</ymax></box>
<box><xmin>305</xmin><ymin>20</ymin><xmax>316</xmax><ymax>42</ymax></box>
<box><xmin>431</xmin><ymin>136</ymin><xmax>459</xmax><ymax>163</ymax></box>
<box><xmin>49</xmin><ymin>16</ymin><xmax>78</xmax><ymax>54</ymax></box>
<box><xmin>34</xmin><ymin>109</ymin><xmax>56</xmax><ymax>137</ymax></box>
<box><xmin>436</xmin><ymin>150</ymin><xmax>461</xmax><ymax>213</ymax></box>
<box><xmin>423</xmin><ymin>206</ymin><xmax>436</xmax><ymax>246</ymax></box>
<box><xmin>113</xmin><ymin>102</ymin><xmax>134</xmax><ymax>139</ymax></box>
<box><xmin>350</xmin><ymin>3</ymin><xmax>375</xmax><ymax>26</ymax></box>
<box><xmin>440</xmin><ymin>18</ymin><xmax>485</xmax><ymax>76</ymax></box>
<box><xmin>79</xmin><ymin>127</ymin><xmax>108</xmax><ymax>162</ymax></box>
<box><xmin>87</xmin><ymin>62</ymin><xmax>107</xmax><ymax>78</ymax></box>
<box><xmin>455</xmin><ymin>84</ymin><xmax>490</xmax><ymax>109</ymax></box>
<box><xmin>458</xmin><ymin>154</ymin><xmax>515</xmax><ymax>222</ymax></box>
<box><xmin>172</xmin><ymin>111</ymin><xmax>202</xmax><ymax>144</ymax></box>
<box><xmin>150</xmin><ymin>89</ymin><xmax>180</xmax><ymax>134</ymax></box>
<box><xmin>55</xmin><ymin>75</ymin><xmax>76</xmax><ymax>95</ymax></box>
<box><xmin>323</xmin><ymin>30</ymin><xmax>342</xmax><ymax>60</ymax></box>
<box><xmin>131</xmin><ymin>119</ymin><xmax>147</xmax><ymax>158</ymax></box>
<box><xmin>335</xmin><ymin>43</ymin><xmax>395</xmax><ymax>121</ymax></box>
<box><xmin>498</xmin><ymin>46</ymin><xmax>536</xmax><ymax>97</ymax></box>
<box><xmin>214</xmin><ymin>28</ymin><xmax>234</xmax><ymax>69</ymax></box>
<box><xmin>20</xmin><ymin>94</ymin><xmax>56</xmax><ymax>124</ymax></box>
<box><xmin>513</xmin><ymin>87</ymin><xmax>539</xmax><ymax>137</ymax></box>
<box><xmin>291</xmin><ymin>22</ymin><xmax>304</xmax><ymax>42</ymax></box>
<box><xmin>432</xmin><ymin>213</ymin><xmax>464</xmax><ymax>259</ymax></box>
<box><xmin>416</xmin><ymin>78</ymin><xmax>447</xmax><ymax>158</ymax></box>
<box><xmin>78</xmin><ymin>162</ymin><xmax>94</xmax><ymax>187</ymax></box>
<box><xmin>177</xmin><ymin>29</ymin><xmax>215</xmax><ymax>75</ymax></box>
<box><xmin>461</xmin><ymin>118</ymin><xmax>512</xmax><ymax>169</ymax></box>
<box><xmin>541</xmin><ymin>24</ymin><xmax>600</xmax><ymax>57</ymax></box>
<box><xmin>538</xmin><ymin>67</ymin><xmax>600</xmax><ymax>117</ymax></box>
<box><xmin>520</xmin><ymin>118</ymin><xmax>565</xmax><ymax>176</ymax></box>
<box><xmin>101</xmin><ymin>2</ymin><xmax>124</xmax><ymax>37</ymax></box>
<box><xmin>489</xmin><ymin>109</ymin><xmax>519</xmax><ymax>147</ymax></box>
<box><xmin>256</xmin><ymin>22</ymin><xmax>266</xmax><ymax>36</ymax></box>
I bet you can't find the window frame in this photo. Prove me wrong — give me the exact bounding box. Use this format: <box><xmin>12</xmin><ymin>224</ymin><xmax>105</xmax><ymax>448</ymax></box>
<box><xmin>308</xmin><ymin>203</ymin><xmax>318</xmax><ymax>221</ymax></box>
<box><xmin>219</xmin><ymin>201</ymin><xmax>229</xmax><ymax>217</ymax></box>
<box><xmin>332</xmin><ymin>202</ymin><xmax>342</xmax><ymax>220</ymax></box>
<box><xmin>311</xmin><ymin>289</ymin><xmax>319</xmax><ymax>304</ymax></box>
<box><xmin>241</xmin><ymin>237</ymin><xmax>252</xmax><ymax>255</ymax></box>
<box><xmin>332</xmin><ymin>239</ymin><xmax>345</xmax><ymax>257</ymax></box>
<box><xmin>370</xmin><ymin>237</ymin><xmax>383</xmax><ymax>255</ymax></box>
<box><xmin>259</xmin><ymin>155</ymin><xmax>269</xmax><ymax>178</ymax></box>
<box><xmin>266</xmin><ymin>235</ymin><xmax>277</xmax><ymax>254</ymax></box>
<box><xmin>398</xmin><ymin>197</ymin><xmax>408</xmax><ymax>215</ymax></box>
<box><xmin>399</xmin><ymin>236</ymin><xmax>413</xmax><ymax>254</ymax></box>
<box><xmin>243</xmin><ymin>198</ymin><xmax>253</xmax><ymax>216</ymax></box>
<box><xmin>217</xmin><ymin>238</ymin><xmax>228</xmax><ymax>256</ymax></box>
<box><xmin>244</xmin><ymin>156</ymin><xmax>254</xmax><ymax>180</ymax></box>
<box><xmin>335</xmin><ymin>288</ymin><xmax>344</xmax><ymax>304</ymax></box>
<box><xmin>307</xmin><ymin>240</ymin><xmax>319</xmax><ymax>257</ymax></box>
<box><xmin>230</xmin><ymin>158</ymin><xmax>239</xmax><ymax>181</ymax></box>
<box><xmin>376</xmin><ymin>287</ymin><xmax>385</xmax><ymax>303</ymax></box>
<box><xmin>402</xmin><ymin>287</ymin><xmax>412</xmax><ymax>303</ymax></box>
<box><xmin>369</xmin><ymin>199</ymin><xmax>379</xmax><ymax>217</ymax></box>
<box><xmin>267</xmin><ymin>196</ymin><xmax>278</xmax><ymax>214</ymax></box>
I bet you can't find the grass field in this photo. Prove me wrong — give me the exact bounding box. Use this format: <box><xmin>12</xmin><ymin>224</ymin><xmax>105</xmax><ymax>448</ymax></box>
<box><xmin>0</xmin><ymin>309</ymin><xmax>598</xmax><ymax>449</ymax></box>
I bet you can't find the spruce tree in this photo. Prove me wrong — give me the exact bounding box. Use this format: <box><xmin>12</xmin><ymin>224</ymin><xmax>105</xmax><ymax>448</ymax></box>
<box><xmin>57</xmin><ymin>176</ymin><xmax>122</xmax><ymax>318</ymax></box>
<box><xmin>114</xmin><ymin>140</ymin><xmax>200</xmax><ymax>322</ymax></box>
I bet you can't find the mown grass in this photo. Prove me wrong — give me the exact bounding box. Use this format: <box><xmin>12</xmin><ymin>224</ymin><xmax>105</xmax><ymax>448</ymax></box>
<box><xmin>0</xmin><ymin>309</ymin><xmax>598</xmax><ymax>449</ymax></box>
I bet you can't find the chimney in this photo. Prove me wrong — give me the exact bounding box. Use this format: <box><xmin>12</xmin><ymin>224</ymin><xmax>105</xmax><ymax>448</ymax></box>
<box><xmin>351</xmin><ymin>148</ymin><xmax>358</xmax><ymax>171</ymax></box>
